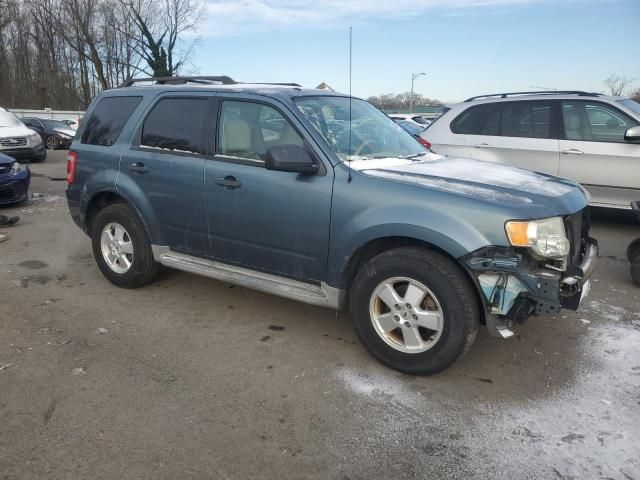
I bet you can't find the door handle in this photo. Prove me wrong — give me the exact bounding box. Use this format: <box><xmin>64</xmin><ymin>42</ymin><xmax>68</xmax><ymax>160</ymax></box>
<box><xmin>127</xmin><ymin>162</ymin><xmax>148</xmax><ymax>173</ymax></box>
<box><xmin>473</xmin><ymin>143</ymin><xmax>492</xmax><ymax>148</ymax></box>
<box><xmin>215</xmin><ymin>176</ymin><xmax>241</xmax><ymax>189</ymax></box>
<box><xmin>561</xmin><ymin>149</ymin><xmax>584</xmax><ymax>155</ymax></box>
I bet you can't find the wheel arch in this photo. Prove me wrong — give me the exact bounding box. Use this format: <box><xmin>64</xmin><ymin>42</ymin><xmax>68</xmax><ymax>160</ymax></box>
<box><xmin>338</xmin><ymin>236</ymin><xmax>487</xmax><ymax>324</ymax></box>
<box><xmin>84</xmin><ymin>190</ymin><xmax>154</xmax><ymax>244</ymax></box>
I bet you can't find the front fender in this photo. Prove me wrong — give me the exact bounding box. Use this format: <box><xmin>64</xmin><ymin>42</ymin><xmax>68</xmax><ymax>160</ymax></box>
<box><xmin>327</xmin><ymin>204</ymin><xmax>499</xmax><ymax>288</ymax></box>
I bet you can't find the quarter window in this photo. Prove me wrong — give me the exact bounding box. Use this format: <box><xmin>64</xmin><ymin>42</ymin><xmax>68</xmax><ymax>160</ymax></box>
<box><xmin>81</xmin><ymin>96</ymin><xmax>142</xmax><ymax>146</ymax></box>
<box><xmin>140</xmin><ymin>98</ymin><xmax>208</xmax><ymax>154</ymax></box>
<box><xmin>450</xmin><ymin>104</ymin><xmax>493</xmax><ymax>134</ymax></box>
<box><xmin>218</xmin><ymin>101</ymin><xmax>303</xmax><ymax>161</ymax></box>
<box><xmin>561</xmin><ymin>101</ymin><xmax>638</xmax><ymax>143</ymax></box>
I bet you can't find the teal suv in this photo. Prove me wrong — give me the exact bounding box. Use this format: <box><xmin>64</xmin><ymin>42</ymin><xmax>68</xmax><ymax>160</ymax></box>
<box><xmin>66</xmin><ymin>76</ymin><xmax>597</xmax><ymax>374</ymax></box>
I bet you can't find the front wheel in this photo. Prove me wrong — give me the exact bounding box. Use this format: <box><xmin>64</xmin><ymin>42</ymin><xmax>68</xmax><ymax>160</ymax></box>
<box><xmin>349</xmin><ymin>247</ymin><xmax>479</xmax><ymax>375</ymax></box>
<box><xmin>46</xmin><ymin>136</ymin><xmax>60</xmax><ymax>150</ymax></box>
<box><xmin>91</xmin><ymin>203</ymin><xmax>160</xmax><ymax>288</ymax></box>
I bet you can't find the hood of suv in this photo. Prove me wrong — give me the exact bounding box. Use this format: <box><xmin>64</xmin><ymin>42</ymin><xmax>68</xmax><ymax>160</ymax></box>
<box><xmin>0</xmin><ymin>124</ymin><xmax>34</xmax><ymax>138</ymax></box>
<box><xmin>352</xmin><ymin>154</ymin><xmax>588</xmax><ymax>216</ymax></box>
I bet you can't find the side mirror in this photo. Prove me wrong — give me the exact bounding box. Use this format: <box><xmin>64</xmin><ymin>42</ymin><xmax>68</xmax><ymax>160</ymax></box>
<box><xmin>624</xmin><ymin>125</ymin><xmax>640</xmax><ymax>142</ymax></box>
<box><xmin>265</xmin><ymin>144</ymin><xmax>319</xmax><ymax>174</ymax></box>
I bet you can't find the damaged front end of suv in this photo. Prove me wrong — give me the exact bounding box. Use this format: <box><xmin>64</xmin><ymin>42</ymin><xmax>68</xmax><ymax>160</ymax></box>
<box><xmin>462</xmin><ymin>208</ymin><xmax>597</xmax><ymax>338</ymax></box>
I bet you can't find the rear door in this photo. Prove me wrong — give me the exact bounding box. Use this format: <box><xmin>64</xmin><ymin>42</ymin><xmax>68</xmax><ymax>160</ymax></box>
<box><xmin>204</xmin><ymin>96</ymin><xmax>333</xmax><ymax>282</ymax></box>
<box><xmin>117</xmin><ymin>93</ymin><xmax>213</xmax><ymax>255</ymax></box>
<box><xmin>467</xmin><ymin>100</ymin><xmax>560</xmax><ymax>175</ymax></box>
<box><xmin>558</xmin><ymin>100</ymin><xmax>640</xmax><ymax>208</ymax></box>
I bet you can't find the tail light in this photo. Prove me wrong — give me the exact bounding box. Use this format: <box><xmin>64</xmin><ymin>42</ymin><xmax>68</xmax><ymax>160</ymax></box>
<box><xmin>417</xmin><ymin>136</ymin><xmax>432</xmax><ymax>150</ymax></box>
<box><xmin>67</xmin><ymin>151</ymin><xmax>77</xmax><ymax>184</ymax></box>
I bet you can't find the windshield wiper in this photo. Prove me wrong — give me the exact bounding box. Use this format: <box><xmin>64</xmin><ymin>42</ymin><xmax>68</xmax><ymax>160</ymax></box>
<box><xmin>401</xmin><ymin>152</ymin><xmax>428</xmax><ymax>160</ymax></box>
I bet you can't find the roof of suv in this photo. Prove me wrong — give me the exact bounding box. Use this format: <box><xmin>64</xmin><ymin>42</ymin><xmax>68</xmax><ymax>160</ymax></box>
<box><xmin>108</xmin><ymin>77</ymin><xmax>351</xmax><ymax>102</ymax></box>
<box><xmin>462</xmin><ymin>90</ymin><xmax>624</xmax><ymax>104</ymax></box>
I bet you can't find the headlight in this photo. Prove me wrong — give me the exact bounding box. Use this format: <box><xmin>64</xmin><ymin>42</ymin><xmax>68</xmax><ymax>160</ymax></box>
<box><xmin>11</xmin><ymin>162</ymin><xmax>22</xmax><ymax>173</ymax></box>
<box><xmin>505</xmin><ymin>217</ymin><xmax>570</xmax><ymax>258</ymax></box>
<box><xmin>28</xmin><ymin>133</ymin><xmax>42</xmax><ymax>144</ymax></box>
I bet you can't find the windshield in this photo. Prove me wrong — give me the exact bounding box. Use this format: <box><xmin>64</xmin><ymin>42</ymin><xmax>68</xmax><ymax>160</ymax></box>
<box><xmin>0</xmin><ymin>110</ymin><xmax>23</xmax><ymax>128</ymax></box>
<box><xmin>42</xmin><ymin>119</ymin><xmax>71</xmax><ymax>129</ymax></box>
<box><xmin>618</xmin><ymin>99</ymin><xmax>640</xmax><ymax>116</ymax></box>
<box><xmin>294</xmin><ymin>96</ymin><xmax>424</xmax><ymax>161</ymax></box>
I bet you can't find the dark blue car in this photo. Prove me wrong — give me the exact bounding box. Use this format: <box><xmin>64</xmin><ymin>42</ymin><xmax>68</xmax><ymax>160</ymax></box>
<box><xmin>0</xmin><ymin>152</ymin><xmax>30</xmax><ymax>205</ymax></box>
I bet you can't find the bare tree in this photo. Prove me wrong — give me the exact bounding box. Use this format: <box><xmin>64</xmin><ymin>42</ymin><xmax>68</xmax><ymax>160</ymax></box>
<box><xmin>120</xmin><ymin>0</ymin><xmax>204</xmax><ymax>77</ymax></box>
<box><xmin>604</xmin><ymin>74</ymin><xmax>636</xmax><ymax>96</ymax></box>
<box><xmin>367</xmin><ymin>92</ymin><xmax>443</xmax><ymax>110</ymax></box>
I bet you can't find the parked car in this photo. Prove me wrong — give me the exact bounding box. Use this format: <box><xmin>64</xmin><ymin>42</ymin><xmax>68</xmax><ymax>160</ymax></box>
<box><xmin>66</xmin><ymin>76</ymin><xmax>596</xmax><ymax>375</ymax></box>
<box><xmin>0</xmin><ymin>108</ymin><xmax>46</xmax><ymax>163</ymax></box>
<box><xmin>629</xmin><ymin>201</ymin><xmax>640</xmax><ymax>286</ymax></box>
<box><xmin>423</xmin><ymin>91</ymin><xmax>640</xmax><ymax>209</ymax></box>
<box><xmin>0</xmin><ymin>152</ymin><xmax>30</xmax><ymax>205</ymax></box>
<box><xmin>388</xmin><ymin>113</ymin><xmax>431</xmax><ymax>129</ymax></box>
<box><xmin>21</xmin><ymin>117</ymin><xmax>75</xmax><ymax>150</ymax></box>
<box><xmin>61</xmin><ymin>118</ymin><xmax>81</xmax><ymax>130</ymax></box>
<box><xmin>393</xmin><ymin>119</ymin><xmax>432</xmax><ymax>149</ymax></box>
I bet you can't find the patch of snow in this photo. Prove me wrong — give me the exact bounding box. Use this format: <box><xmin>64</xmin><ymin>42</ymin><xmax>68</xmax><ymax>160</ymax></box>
<box><xmin>364</xmin><ymin>169</ymin><xmax>534</xmax><ymax>204</ymax></box>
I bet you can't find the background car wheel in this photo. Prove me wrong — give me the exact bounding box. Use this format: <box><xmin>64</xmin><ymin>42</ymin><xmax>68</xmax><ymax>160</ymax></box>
<box><xmin>631</xmin><ymin>257</ymin><xmax>640</xmax><ymax>286</ymax></box>
<box><xmin>91</xmin><ymin>203</ymin><xmax>160</xmax><ymax>288</ymax></box>
<box><xmin>349</xmin><ymin>247</ymin><xmax>479</xmax><ymax>375</ymax></box>
<box><xmin>627</xmin><ymin>238</ymin><xmax>640</xmax><ymax>263</ymax></box>
<box><xmin>45</xmin><ymin>136</ymin><xmax>59</xmax><ymax>150</ymax></box>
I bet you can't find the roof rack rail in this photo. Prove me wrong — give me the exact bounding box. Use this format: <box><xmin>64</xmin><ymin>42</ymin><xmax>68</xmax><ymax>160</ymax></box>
<box><xmin>464</xmin><ymin>90</ymin><xmax>602</xmax><ymax>102</ymax></box>
<box><xmin>118</xmin><ymin>76</ymin><xmax>301</xmax><ymax>88</ymax></box>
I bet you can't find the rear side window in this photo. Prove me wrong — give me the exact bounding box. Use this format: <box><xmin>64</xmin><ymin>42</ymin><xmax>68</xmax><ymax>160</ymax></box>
<box><xmin>81</xmin><ymin>96</ymin><xmax>142</xmax><ymax>146</ymax></box>
<box><xmin>450</xmin><ymin>104</ymin><xmax>494</xmax><ymax>134</ymax></box>
<box><xmin>501</xmin><ymin>101</ymin><xmax>552</xmax><ymax>139</ymax></box>
<box><xmin>140</xmin><ymin>98</ymin><xmax>209</xmax><ymax>154</ymax></box>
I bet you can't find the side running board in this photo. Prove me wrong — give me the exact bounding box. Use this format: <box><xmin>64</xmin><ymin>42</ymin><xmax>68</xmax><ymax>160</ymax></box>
<box><xmin>152</xmin><ymin>246</ymin><xmax>345</xmax><ymax>309</ymax></box>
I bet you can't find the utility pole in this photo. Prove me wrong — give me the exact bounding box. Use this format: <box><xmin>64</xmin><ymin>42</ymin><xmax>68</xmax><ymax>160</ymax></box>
<box><xmin>410</xmin><ymin>72</ymin><xmax>426</xmax><ymax>113</ymax></box>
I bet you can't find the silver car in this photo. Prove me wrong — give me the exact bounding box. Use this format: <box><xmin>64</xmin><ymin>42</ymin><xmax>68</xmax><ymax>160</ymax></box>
<box><xmin>423</xmin><ymin>91</ymin><xmax>640</xmax><ymax>209</ymax></box>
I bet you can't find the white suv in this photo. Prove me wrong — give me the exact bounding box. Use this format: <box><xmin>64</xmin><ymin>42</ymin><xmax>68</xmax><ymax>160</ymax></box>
<box><xmin>423</xmin><ymin>91</ymin><xmax>640</xmax><ymax>209</ymax></box>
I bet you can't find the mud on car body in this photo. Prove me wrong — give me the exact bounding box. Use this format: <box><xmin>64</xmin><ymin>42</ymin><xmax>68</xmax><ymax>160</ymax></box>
<box><xmin>66</xmin><ymin>76</ymin><xmax>597</xmax><ymax>375</ymax></box>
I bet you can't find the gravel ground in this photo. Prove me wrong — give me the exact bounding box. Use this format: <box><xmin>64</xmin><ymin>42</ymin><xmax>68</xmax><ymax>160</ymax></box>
<box><xmin>1</xmin><ymin>150</ymin><xmax>639</xmax><ymax>479</ymax></box>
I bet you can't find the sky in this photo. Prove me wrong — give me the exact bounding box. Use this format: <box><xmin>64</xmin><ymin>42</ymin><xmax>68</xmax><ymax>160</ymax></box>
<box><xmin>191</xmin><ymin>0</ymin><xmax>640</xmax><ymax>103</ymax></box>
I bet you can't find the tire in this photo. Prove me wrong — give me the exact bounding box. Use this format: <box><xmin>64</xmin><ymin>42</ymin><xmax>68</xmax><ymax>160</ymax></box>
<box><xmin>627</xmin><ymin>238</ymin><xmax>640</xmax><ymax>264</ymax></box>
<box><xmin>631</xmin><ymin>257</ymin><xmax>640</xmax><ymax>287</ymax></box>
<box><xmin>349</xmin><ymin>247</ymin><xmax>479</xmax><ymax>375</ymax></box>
<box><xmin>46</xmin><ymin>136</ymin><xmax>60</xmax><ymax>150</ymax></box>
<box><xmin>91</xmin><ymin>203</ymin><xmax>160</xmax><ymax>288</ymax></box>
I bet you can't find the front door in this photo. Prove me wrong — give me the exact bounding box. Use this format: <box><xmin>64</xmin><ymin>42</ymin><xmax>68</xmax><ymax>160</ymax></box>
<box><xmin>204</xmin><ymin>97</ymin><xmax>333</xmax><ymax>282</ymax></box>
<box><xmin>558</xmin><ymin>100</ymin><xmax>640</xmax><ymax>208</ymax></box>
<box><xmin>117</xmin><ymin>94</ymin><xmax>213</xmax><ymax>255</ymax></box>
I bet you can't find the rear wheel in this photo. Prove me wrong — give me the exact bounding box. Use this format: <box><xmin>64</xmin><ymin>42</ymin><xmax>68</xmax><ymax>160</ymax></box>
<box><xmin>349</xmin><ymin>247</ymin><xmax>479</xmax><ymax>375</ymax></box>
<box><xmin>91</xmin><ymin>203</ymin><xmax>160</xmax><ymax>288</ymax></box>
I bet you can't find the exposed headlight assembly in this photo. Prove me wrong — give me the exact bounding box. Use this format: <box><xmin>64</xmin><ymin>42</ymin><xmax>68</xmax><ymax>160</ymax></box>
<box><xmin>505</xmin><ymin>217</ymin><xmax>570</xmax><ymax>259</ymax></box>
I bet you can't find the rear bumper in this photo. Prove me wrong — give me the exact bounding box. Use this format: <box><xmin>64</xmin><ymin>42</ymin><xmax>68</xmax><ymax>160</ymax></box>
<box><xmin>66</xmin><ymin>189</ymin><xmax>85</xmax><ymax>231</ymax></box>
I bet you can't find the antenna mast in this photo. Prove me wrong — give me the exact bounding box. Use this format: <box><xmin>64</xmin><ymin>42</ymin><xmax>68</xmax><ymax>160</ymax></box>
<box><xmin>347</xmin><ymin>26</ymin><xmax>353</xmax><ymax>183</ymax></box>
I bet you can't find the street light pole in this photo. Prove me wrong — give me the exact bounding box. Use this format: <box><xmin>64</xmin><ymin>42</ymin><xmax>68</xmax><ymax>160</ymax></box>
<box><xmin>410</xmin><ymin>72</ymin><xmax>426</xmax><ymax>114</ymax></box>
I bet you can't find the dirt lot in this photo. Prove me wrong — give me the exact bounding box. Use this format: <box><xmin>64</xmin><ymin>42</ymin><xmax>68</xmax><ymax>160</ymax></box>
<box><xmin>1</xmin><ymin>150</ymin><xmax>639</xmax><ymax>479</ymax></box>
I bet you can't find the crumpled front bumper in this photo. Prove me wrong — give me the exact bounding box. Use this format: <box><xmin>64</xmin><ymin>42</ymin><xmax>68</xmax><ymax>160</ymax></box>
<box><xmin>462</xmin><ymin>238</ymin><xmax>598</xmax><ymax>328</ymax></box>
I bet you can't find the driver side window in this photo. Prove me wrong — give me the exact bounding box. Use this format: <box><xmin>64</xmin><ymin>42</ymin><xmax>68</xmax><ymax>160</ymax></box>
<box><xmin>218</xmin><ymin>101</ymin><xmax>303</xmax><ymax>162</ymax></box>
